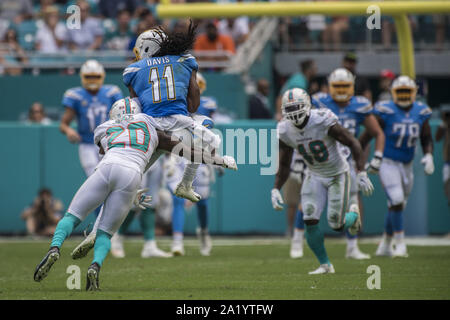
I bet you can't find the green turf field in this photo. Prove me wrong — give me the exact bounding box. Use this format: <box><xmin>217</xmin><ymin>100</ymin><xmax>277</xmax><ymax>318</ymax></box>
<box><xmin>1</xmin><ymin>238</ymin><xmax>449</xmax><ymax>300</ymax></box>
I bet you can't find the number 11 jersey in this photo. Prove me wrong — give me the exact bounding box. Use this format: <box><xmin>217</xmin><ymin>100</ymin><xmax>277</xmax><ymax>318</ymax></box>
<box><xmin>123</xmin><ymin>54</ymin><xmax>198</xmax><ymax>118</ymax></box>
<box><xmin>277</xmin><ymin>108</ymin><xmax>349</xmax><ymax>177</ymax></box>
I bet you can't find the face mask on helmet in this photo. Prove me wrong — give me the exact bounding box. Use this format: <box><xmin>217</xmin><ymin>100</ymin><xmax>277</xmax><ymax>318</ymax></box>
<box><xmin>281</xmin><ymin>89</ymin><xmax>311</xmax><ymax>127</ymax></box>
<box><xmin>133</xmin><ymin>28</ymin><xmax>167</xmax><ymax>61</ymax></box>
<box><xmin>109</xmin><ymin>97</ymin><xmax>141</xmax><ymax>121</ymax></box>
<box><xmin>80</xmin><ymin>60</ymin><xmax>105</xmax><ymax>91</ymax></box>
<box><xmin>391</xmin><ymin>76</ymin><xmax>417</xmax><ymax>108</ymax></box>
<box><xmin>328</xmin><ymin>68</ymin><xmax>355</xmax><ymax>103</ymax></box>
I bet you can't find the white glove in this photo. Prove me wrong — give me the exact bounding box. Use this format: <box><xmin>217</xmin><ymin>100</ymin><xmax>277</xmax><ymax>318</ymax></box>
<box><xmin>421</xmin><ymin>153</ymin><xmax>435</xmax><ymax>175</ymax></box>
<box><xmin>357</xmin><ymin>171</ymin><xmax>374</xmax><ymax>196</ymax></box>
<box><xmin>367</xmin><ymin>151</ymin><xmax>383</xmax><ymax>174</ymax></box>
<box><xmin>222</xmin><ymin>155</ymin><xmax>238</xmax><ymax>171</ymax></box>
<box><xmin>271</xmin><ymin>188</ymin><xmax>284</xmax><ymax>211</ymax></box>
<box><xmin>134</xmin><ymin>188</ymin><xmax>152</xmax><ymax>210</ymax></box>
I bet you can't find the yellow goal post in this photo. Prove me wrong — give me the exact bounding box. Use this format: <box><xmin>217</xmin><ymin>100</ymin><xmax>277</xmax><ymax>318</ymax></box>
<box><xmin>156</xmin><ymin>1</ymin><xmax>450</xmax><ymax>78</ymax></box>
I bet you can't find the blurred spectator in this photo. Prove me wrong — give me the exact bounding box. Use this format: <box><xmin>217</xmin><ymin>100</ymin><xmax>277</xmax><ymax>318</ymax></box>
<box><xmin>21</xmin><ymin>188</ymin><xmax>63</xmax><ymax>237</ymax></box>
<box><xmin>342</xmin><ymin>52</ymin><xmax>372</xmax><ymax>101</ymax></box>
<box><xmin>322</xmin><ymin>15</ymin><xmax>349</xmax><ymax>51</ymax></box>
<box><xmin>194</xmin><ymin>20</ymin><xmax>236</xmax><ymax>56</ymax></box>
<box><xmin>248</xmin><ymin>79</ymin><xmax>272</xmax><ymax>119</ymax></box>
<box><xmin>128</xmin><ymin>20</ymin><xmax>149</xmax><ymax>51</ymax></box>
<box><xmin>0</xmin><ymin>28</ymin><xmax>28</xmax><ymax>75</ymax></box>
<box><xmin>104</xmin><ymin>9</ymin><xmax>133</xmax><ymax>50</ymax></box>
<box><xmin>276</xmin><ymin>59</ymin><xmax>317</xmax><ymax>120</ymax></box>
<box><xmin>99</xmin><ymin>0</ymin><xmax>140</xmax><ymax>19</ymax></box>
<box><xmin>217</xmin><ymin>16</ymin><xmax>249</xmax><ymax>47</ymax></box>
<box><xmin>280</xmin><ymin>59</ymin><xmax>317</xmax><ymax>94</ymax></box>
<box><xmin>137</xmin><ymin>7</ymin><xmax>158</xmax><ymax>29</ymax></box>
<box><xmin>0</xmin><ymin>0</ymin><xmax>33</xmax><ymax>24</ymax></box>
<box><xmin>435</xmin><ymin>105</ymin><xmax>450</xmax><ymax>206</ymax></box>
<box><xmin>35</xmin><ymin>6</ymin><xmax>68</xmax><ymax>53</ymax></box>
<box><xmin>23</xmin><ymin>102</ymin><xmax>52</xmax><ymax>125</ymax></box>
<box><xmin>66</xmin><ymin>0</ymin><xmax>104</xmax><ymax>51</ymax></box>
<box><xmin>377</xmin><ymin>69</ymin><xmax>395</xmax><ymax>103</ymax></box>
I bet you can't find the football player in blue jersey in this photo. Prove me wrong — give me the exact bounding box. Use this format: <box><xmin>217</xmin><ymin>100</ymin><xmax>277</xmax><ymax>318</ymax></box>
<box><xmin>60</xmin><ymin>59</ymin><xmax>123</xmax><ymax>177</ymax></box>
<box><xmin>123</xmin><ymin>22</ymin><xmax>224</xmax><ymax>204</ymax></box>
<box><xmin>312</xmin><ymin>68</ymin><xmax>385</xmax><ymax>260</ymax></box>
<box><xmin>360</xmin><ymin>76</ymin><xmax>434</xmax><ymax>258</ymax></box>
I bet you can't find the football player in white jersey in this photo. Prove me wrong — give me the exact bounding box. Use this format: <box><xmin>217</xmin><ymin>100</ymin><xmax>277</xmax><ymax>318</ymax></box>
<box><xmin>312</xmin><ymin>68</ymin><xmax>386</xmax><ymax>260</ymax></box>
<box><xmin>34</xmin><ymin>98</ymin><xmax>237</xmax><ymax>290</ymax></box>
<box><xmin>271</xmin><ymin>88</ymin><xmax>374</xmax><ymax>274</ymax></box>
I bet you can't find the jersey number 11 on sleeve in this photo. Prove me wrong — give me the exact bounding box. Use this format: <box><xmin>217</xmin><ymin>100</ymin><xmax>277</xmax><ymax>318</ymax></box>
<box><xmin>149</xmin><ymin>65</ymin><xmax>176</xmax><ymax>103</ymax></box>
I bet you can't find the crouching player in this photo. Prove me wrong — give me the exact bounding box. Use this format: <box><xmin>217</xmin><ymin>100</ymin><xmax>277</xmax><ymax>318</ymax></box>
<box><xmin>360</xmin><ymin>76</ymin><xmax>434</xmax><ymax>258</ymax></box>
<box><xmin>271</xmin><ymin>88</ymin><xmax>374</xmax><ymax>274</ymax></box>
<box><xmin>34</xmin><ymin>98</ymin><xmax>237</xmax><ymax>290</ymax></box>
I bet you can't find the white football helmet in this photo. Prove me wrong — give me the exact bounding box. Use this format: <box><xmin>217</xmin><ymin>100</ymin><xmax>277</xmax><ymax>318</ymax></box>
<box><xmin>391</xmin><ymin>75</ymin><xmax>417</xmax><ymax>108</ymax></box>
<box><xmin>281</xmin><ymin>88</ymin><xmax>311</xmax><ymax>127</ymax></box>
<box><xmin>109</xmin><ymin>97</ymin><xmax>141</xmax><ymax>120</ymax></box>
<box><xmin>328</xmin><ymin>68</ymin><xmax>355</xmax><ymax>103</ymax></box>
<box><xmin>133</xmin><ymin>28</ymin><xmax>167</xmax><ymax>61</ymax></box>
<box><xmin>80</xmin><ymin>59</ymin><xmax>105</xmax><ymax>91</ymax></box>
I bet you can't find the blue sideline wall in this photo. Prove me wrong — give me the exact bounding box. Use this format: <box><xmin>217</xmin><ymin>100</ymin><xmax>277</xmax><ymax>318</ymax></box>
<box><xmin>0</xmin><ymin>121</ymin><xmax>448</xmax><ymax>235</ymax></box>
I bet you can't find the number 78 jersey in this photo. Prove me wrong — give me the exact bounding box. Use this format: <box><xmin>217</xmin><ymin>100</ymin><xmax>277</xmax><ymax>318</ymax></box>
<box><xmin>94</xmin><ymin>113</ymin><xmax>159</xmax><ymax>174</ymax></box>
<box><xmin>277</xmin><ymin>108</ymin><xmax>349</xmax><ymax>177</ymax></box>
<box><xmin>373</xmin><ymin>100</ymin><xmax>432</xmax><ymax>163</ymax></box>
<box><xmin>123</xmin><ymin>54</ymin><xmax>198</xmax><ymax>118</ymax></box>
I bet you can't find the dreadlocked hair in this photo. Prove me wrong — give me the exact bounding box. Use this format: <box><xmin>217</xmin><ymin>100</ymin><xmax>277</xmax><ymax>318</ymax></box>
<box><xmin>154</xmin><ymin>20</ymin><xmax>197</xmax><ymax>57</ymax></box>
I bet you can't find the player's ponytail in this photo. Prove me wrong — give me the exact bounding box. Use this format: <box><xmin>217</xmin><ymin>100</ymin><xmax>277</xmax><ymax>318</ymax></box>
<box><xmin>154</xmin><ymin>20</ymin><xmax>197</xmax><ymax>57</ymax></box>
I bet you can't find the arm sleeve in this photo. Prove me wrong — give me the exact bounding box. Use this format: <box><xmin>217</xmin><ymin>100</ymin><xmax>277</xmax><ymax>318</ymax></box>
<box><xmin>94</xmin><ymin>122</ymin><xmax>108</xmax><ymax>146</ymax></box>
<box><xmin>62</xmin><ymin>89</ymin><xmax>79</xmax><ymax>111</ymax></box>
<box><xmin>181</xmin><ymin>54</ymin><xmax>199</xmax><ymax>72</ymax></box>
<box><xmin>123</xmin><ymin>63</ymin><xmax>140</xmax><ymax>87</ymax></box>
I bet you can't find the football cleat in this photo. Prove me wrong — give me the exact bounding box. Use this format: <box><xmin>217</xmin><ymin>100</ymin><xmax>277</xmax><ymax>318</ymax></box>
<box><xmin>171</xmin><ymin>240</ymin><xmax>185</xmax><ymax>256</ymax></box>
<box><xmin>197</xmin><ymin>228</ymin><xmax>212</xmax><ymax>256</ymax></box>
<box><xmin>86</xmin><ymin>263</ymin><xmax>101</xmax><ymax>291</ymax></box>
<box><xmin>308</xmin><ymin>264</ymin><xmax>335</xmax><ymax>275</ymax></box>
<box><xmin>71</xmin><ymin>231</ymin><xmax>96</xmax><ymax>260</ymax></box>
<box><xmin>110</xmin><ymin>233</ymin><xmax>125</xmax><ymax>258</ymax></box>
<box><xmin>290</xmin><ymin>238</ymin><xmax>303</xmax><ymax>259</ymax></box>
<box><xmin>375</xmin><ymin>239</ymin><xmax>394</xmax><ymax>257</ymax></box>
<box><xmin>141</xmin><ymin>240</ymin><xmax>173</xmax><ymax>258</ymax></box>
<box><xmin>347</xmin><ymin>204</ymin><xmax>361</xmax><ymax>236</ymax></box>
<box><xmin>222</xmin><ymin>156</ymin><xmax>238</xmax><ymax>171</ymax></box>
<box><xmin>34</xmin><ymin>247</ymin><xmax>60</xmax><ymax>282</ymax></box>
<box><xmin>346</xmin><ymin>246</ymin><xmax>371</xmax><ymax>260</ymax></box>
<box><xmin>174</xmin><ymin>183</ymin><xmax>201</xmax><ymax>202</ymax></box>
<box><xmin>392</xmin><ymin>243</ymin><xmax>409</xmax><ymax>258</ymax></box>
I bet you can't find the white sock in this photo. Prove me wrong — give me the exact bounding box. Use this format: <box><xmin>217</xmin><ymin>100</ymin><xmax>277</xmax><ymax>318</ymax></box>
<box><xmin>384</xmin><ymin>233</ymin><xmax>393</xmax><ymax>245</ymax></box>
<box><xmin>292</xmin><ymin>229</ymin><xmax>304</xmax><ymax>242</ymax></box>
<box><xmin>347</xmin><ymin>237</ymin><xmax>357</xmax><ymax>251</ymax></box>
<box><xmin>394</xmin><ymin>231</ymin><xmax>404</xmax><ymax>244</ymax></box>
<box><xmin>173</xmin><ymin>232</ymin><xmax>183</xmax><ymax>242</ymax></box>
<box><xmin>181</xmin><ymin>163</ymin><xmax>199</xmax><ymax>186</ymax></box>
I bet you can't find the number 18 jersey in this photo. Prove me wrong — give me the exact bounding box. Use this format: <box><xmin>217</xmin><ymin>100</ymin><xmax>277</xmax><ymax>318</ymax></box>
<box><xmin>94</xmin><ymin>113</ymin><xmax>159</xmax><ymax>174</ymax></box>
<box><xmin>123</xmin><ymin>54</ymin><xmax>198</xmax><ymax>118</ymax></box>
<box><xmin>277</xmin><ymin>108</ymin><xmax>349</xmax><ymax>177</ymax></box>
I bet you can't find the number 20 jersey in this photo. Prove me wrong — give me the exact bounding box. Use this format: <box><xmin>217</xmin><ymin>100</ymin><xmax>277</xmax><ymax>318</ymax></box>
<box><xmin>373</xmin><ymin>100</ymin><xmax>432</xmax><ymax>163</ymax></box>
<box><xmin>123</xmin><ymin>54</ymin><xmax>198</xmax><ymax>118</ymax></box>
<box><xmin>277</xmin><ymin>108</ymin><xmax>349</xmax><ymax>177</ymax></box>
<box><xmin>94</xmin><ymin>113</ymin><xmax>159</xmax><ymax>174</ymax></box>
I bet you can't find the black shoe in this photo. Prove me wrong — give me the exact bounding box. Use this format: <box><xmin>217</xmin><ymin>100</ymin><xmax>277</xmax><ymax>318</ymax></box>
<box><xmin>34</xmin><ymin>246</ymin><xmax>60</xmax><ymax>282</ymax></box>
<box><xmin>86</xmin><ymin>262</ymin><xmax>101</xmax><ymax>291</ymax></box>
